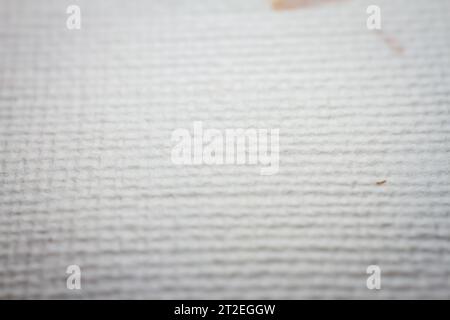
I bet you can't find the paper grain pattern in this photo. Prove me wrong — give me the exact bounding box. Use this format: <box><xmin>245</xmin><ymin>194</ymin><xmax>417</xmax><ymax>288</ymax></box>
<box><xmin>0</xmin><ymin>0</ymin><xmax>449</xmax><ymax>299</ymax></box>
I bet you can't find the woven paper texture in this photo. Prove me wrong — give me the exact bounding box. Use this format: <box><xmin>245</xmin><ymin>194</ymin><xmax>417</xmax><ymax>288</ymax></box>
<box><xmin>1</xmin><ymin>0</ymin><xmax>449</xmax><ymax>299</ymax></box>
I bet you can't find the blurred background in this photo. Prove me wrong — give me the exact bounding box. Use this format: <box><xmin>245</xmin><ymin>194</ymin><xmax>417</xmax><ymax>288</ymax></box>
<box><xmin>0</xmin><ymin>0</ymin><xmax>449</xmax><ymax>299</ymax></box>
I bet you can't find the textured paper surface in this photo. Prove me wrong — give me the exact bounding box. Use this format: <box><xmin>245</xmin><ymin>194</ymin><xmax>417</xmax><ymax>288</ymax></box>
<box><xmin>0</xmin><ymin>0</ymin><xmax>449</xmax><ymax>299</ymax></box>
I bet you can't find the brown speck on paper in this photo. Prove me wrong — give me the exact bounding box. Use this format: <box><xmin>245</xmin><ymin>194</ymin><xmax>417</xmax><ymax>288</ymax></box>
<box><xmin>375</xmin><ymin>30</ymin><xmax>404</xmax><ymax>55</ymax></box>
<box><xmin>376</xmin><ymin>180</ymin><xmax>387</xmax><ymax>186</ymax></box>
